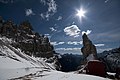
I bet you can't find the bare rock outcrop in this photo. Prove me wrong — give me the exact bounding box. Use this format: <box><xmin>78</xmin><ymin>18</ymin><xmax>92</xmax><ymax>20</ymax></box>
<box><xmin>0</xmin><ymin>16</ymin><xmax>54</xmax><ymax>58</ymax></box>
<box><xmin>81</xmin><ymin>33</ymin><xmax>97</xmax><ymax>62</ymax></box>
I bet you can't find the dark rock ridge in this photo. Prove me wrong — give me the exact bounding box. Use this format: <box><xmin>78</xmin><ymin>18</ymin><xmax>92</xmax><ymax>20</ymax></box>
<box><xmin>81</xmin><ymin>33</ymin><xmax>97</xmax><ymax>62</ymax></box>
<box><xmin>0</xmin><ymin>16</ymin><xmax>54</xmax><ymax>58</ymax></box>
<box><xmin>98</xmin><ymin>47</ymin><xmax>120</xmax><ymax>72</ymax></box>
<box><xmin>58</xmin><ymin>54</ymin><xmax>83</xmax><ymax>72</ymax></box>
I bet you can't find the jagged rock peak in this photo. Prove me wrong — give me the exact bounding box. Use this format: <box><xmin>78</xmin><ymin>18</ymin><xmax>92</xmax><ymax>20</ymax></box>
<box><xmin>19</xmin><ymin>20</ymin><xmax>33</xmax><ymax>30</ymax></box>
<box><xmin>81</xmin><ymin>33</ymin><xmax>97</xmax><ymax>62</ymax></box>
<box><xmin>0</xmin><ymin>16</ymin><xmax>54</xmax><ymax>58</ymax></box>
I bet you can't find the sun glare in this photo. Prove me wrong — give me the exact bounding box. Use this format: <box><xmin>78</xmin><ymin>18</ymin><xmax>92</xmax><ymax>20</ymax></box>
<box><xmin>76</xmin><ymin>8</ymin><xmax>86</xmax><ymax>22</ymax></box>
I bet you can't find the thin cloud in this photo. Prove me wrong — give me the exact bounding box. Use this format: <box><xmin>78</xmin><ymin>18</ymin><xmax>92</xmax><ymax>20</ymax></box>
<box><xmin>51</xmin><ymin>41</ymin><xmax>65</xmax><ymax>46</ymax></box>
<box><xmin>67</xmin><ymin>41</ymin><xmax>83</xmax><ymax>45</ymax></box>
<box><xmin>40</xmin><ymin>13</ymin><xmax>45</xmax><ymax>19</ymax></box>
<box><xmin>51</xmin><ymin>41</ymin><xmax>83</xmax><ymax>46</ymax></box>
<box><xmin>105</xmin><ymin>0</ymin><xmax>109</xmax><ymax>3</ymax></box>
<box><xmin>56</xmin><ymin>48</ymin><xmax>81</xmax><ymax>51</ymax></box>
<box><xmin>47</xmin><ymin>0</ymin><xmax>57</xmax><ymax>13</ymax></box>
<box><xmin>57</xmin><ymin>16</ymin><xmax>62</xmax><ymax>21</ymax></box>
<box><xmin>40</xmin><ymin>0</ymin><xmax>57</xmax><ymax>20</ymax></box>
<box><xmin>44</xmin><ymin>34</ymin><xmax>51</xmax><ymax>39</ymax></box>
<box><xmin>58</xmin><ymin>42</ymin><xmax>65</xmax><ymax>45</ymax></box>
<box><xmin>64</xmin><ymin>25</ymin><xmax>80</xmax><ymax>37</ymax></box>
<box><xmin>55</xmin><ymin>48</ymin><xmax>82</xmax><ymax>55</ymax></box>
<box><xmin>44</xmin><ymin>34</ymin><xmax>50</xmax><ymax>36</ymax></box>
<box><xmin>95</xmin><ymin>44</ymin><xmax>105</xmax><ymax>47</ymax></box>
<box><xmin>50</xmin><ymin>27</ymin><xmax>57</xmax><ymax>32</ymax></box>
<box><xmin>82</xmin><ymin>30</ymin><xmax>92</xmax><ymax>35</ymax></box>
<box><xmin>25</xmin><ymin>9</ymin><xmax>35</xmax><ymax>16</ymax></box>
<box><xmin>50</xmin><ymin>42</ymin><xmax>58</xmax><ymax>46</ymax></box>
<box><xmin>49</xmin><ymin>26</ymin><xmax>61</xmax><ymax>40</ymax></box>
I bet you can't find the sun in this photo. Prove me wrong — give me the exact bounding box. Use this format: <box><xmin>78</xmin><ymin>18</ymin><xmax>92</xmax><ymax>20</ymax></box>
<box><xmin>76</xmin><ymin>8</ymin><xmax>86</xmax><ymax>22</ymax></box>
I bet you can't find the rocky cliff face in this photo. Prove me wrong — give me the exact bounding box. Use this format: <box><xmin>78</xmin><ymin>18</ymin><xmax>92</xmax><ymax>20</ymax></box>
<box><xmin>0</xmin><ymin>16</ymin><xmax>54</xmax><ymax>58</ymax></box>
<box><xmin>81</xmin><ymin>33</ymin><xmax>97</xmax><ymax>62</ymax></box>
<box><xmin>0</xmin><ymin>16</ymin><xmax>61</xmax><ymax>70</ymax></box>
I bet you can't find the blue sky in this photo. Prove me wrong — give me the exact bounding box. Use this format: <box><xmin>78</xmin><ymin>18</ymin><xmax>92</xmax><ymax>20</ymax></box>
<box><xmin>0</xmin><ymin>0</ymin><xmax>120</xmax><ymax>54</ymax></box>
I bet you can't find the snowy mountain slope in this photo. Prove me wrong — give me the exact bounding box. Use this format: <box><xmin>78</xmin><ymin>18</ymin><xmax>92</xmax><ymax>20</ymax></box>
<box><xmin>0</xmin><ymin>36</ymin><xmax>55</xmax><ymax>80</ymax></box>
<box><xmin>10</xmin><ymin>70</ymin><xmax>111</xmax><ymax>80</ymax></box>
<box><xmin>0</xmin><ymin>36</ymin><xmax>111</xmax><ymax>80</ymax></box>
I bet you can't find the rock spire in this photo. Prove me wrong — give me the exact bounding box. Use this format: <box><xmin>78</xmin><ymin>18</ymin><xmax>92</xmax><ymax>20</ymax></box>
<box><xmin>81</xmin><ymin>33</ymin><xmax>97</xmax><ymax>62</ymax></box>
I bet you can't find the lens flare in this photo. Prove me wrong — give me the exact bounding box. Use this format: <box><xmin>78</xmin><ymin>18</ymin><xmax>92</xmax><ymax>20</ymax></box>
<box><xmin>76</xmin><ymin>8</ymin><xmax>86</xmax><ymax>22</ymax></box>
